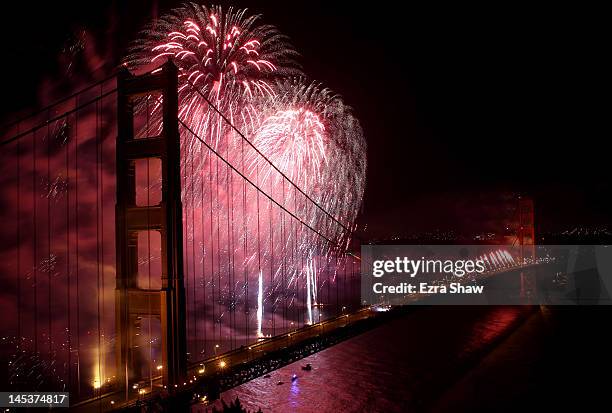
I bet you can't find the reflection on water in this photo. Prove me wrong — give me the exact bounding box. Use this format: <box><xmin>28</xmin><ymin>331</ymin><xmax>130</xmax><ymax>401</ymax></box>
<box><xmin>199</xmin><ymin>306</ymin><xmax>532</xmax><ymax>413</ymax></box>
<box><xmin>289</xmin><ymin>376</ymin><xmax>300</xmax><ymax>409</ymax></box>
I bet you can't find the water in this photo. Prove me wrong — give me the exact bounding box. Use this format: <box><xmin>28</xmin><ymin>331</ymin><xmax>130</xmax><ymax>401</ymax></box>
<box><xmin>200</xmin><ymin>306</ymin><xmax>533</xmax><ymax>412</ymax></box>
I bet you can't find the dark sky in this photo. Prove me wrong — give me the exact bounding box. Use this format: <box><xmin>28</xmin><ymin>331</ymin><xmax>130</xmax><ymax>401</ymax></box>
<box><xmin>1</xmin><ymin>1</ymin><xmax>607</xmax><ymax>237</ymax></box>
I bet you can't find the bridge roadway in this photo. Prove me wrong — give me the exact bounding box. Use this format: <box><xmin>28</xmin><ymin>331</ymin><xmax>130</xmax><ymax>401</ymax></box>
<box><xmin>188</xmin><ymin>307</ymin><xmax>375</xmax><ymax>379</ymax></box>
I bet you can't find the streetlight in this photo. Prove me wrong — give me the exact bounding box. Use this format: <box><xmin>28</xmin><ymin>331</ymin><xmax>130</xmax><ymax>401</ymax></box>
<box><xmin>214</xmin><ymin>344</ymin><xmax>219</xmax><ymax>356</ymax></box>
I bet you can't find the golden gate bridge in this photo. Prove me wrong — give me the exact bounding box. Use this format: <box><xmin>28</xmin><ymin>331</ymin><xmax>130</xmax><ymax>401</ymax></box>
<box><xmin>0</xmin><ymin>61</ymin><xmax>362</xmax><ymax>409</ymax></box>
<box><xmin>0</xmin><ymin>61</ymin><xmax>535</xmax><ymax>410</ymax></box>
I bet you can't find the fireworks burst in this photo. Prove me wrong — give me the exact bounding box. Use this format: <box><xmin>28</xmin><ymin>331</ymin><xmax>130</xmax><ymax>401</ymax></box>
<box><xmin>125</xmin><ymin>3</ymin><xmax>300</xmax><ymax>145</ymax></box>
<box><xmin>249</xmin><ymin>79</ymin><xmax>366</xmax><ymax>240</ymax></box>
<box><xmin>125</xmin><ymin>3</ymin><xmax>366</xmax><ymax>338</ymax></box>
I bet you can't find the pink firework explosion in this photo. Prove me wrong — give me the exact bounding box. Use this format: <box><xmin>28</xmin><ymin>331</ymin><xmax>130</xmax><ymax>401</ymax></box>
<box><xmin>248</xmin><ymin>79</ymin><xmax>366</xmax><ymax>249</ymax></box>
<box><xmin>253</xmin><ymin>107</ymin><xmax>327</xmax><ymax>188</ymax></box>
<box><xmin>123</xmin><ymin>4</ymin><xmax>366</xmax><ymax>344</ymax></box>
<box><xmin>125</xmin><ymin>3</ymin><xmax>300</xmax><ymax>145</ymax></box>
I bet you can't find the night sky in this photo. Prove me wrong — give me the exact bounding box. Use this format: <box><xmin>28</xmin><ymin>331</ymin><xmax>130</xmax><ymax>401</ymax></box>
<box><xmin>1</xmin><ymin>1</ymin><xmax>607</xmax><ymax>237</ymax></box>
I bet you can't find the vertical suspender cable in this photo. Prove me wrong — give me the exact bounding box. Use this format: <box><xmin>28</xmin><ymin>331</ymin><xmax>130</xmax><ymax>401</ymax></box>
<box><xmin>269</xmin><ymin>177</ymin><xmax>274</xmax><ymax>337</ymax></box>
<box><xmin>281</xmin><ymin>179</ymin><xmax>286</xmax><ymax>333</ymax></box>
<box><xmin>182</xmin><ymin>132</ymin><xmax>189</xmax><ymax>355</ymax></box>
<box><xmin>74</xmin><ymin>96</ymin><xmax>81</xmax><ymax>397</ymax></box>
<box><xmin>216</xmin><ymin>142</ymin><xmax>221</xmax><ymax>346</ymax></box>
<box><xmin>208</xmin><ymin>144</ymin><xmax>215</xmax><ymax>352</ymax></box>
<box><xmin>33</xmin><ymin>124</ymin><xmax>38</xmax><ymax>355</ymax></box>
<box><xmin>293</xmin><ymin>185</ymin><xmax>298</xmax><ymax>326</ymax></box>
<box><xmin>256</xmin><ymin>156</ymin><xmax>261</xmax><ymax>338</ymax></box>
<box><xmin>95</xmin><ymin>97</ymin><xmax>102</xmax><ymax>401</ymax></box>
<box><xmin>146</xmin><ymin>95</ymin><xmax>153</xmax><ymax>391</ymax></box>
<box><xmin>228</xmin><ymin>141</ymin><xmax>235</xmax><ymax>349</ymax></box>
<box><xmin>16</xmin><ymin>125</ymin><xmax>21</xmax><ymax>351</ymax></box>
<box><xmin>241</xmin><ymin>138</ymin><xmax>248</xmax><ymax>343</ymax></box>
<box><xmin>100</xmin><ymin>86</ymin><xmax>106</xmax><ymax>389</ymax></box>
<box><xmin>203</xmin><ymin>145</ymin><xmax>206</xmax><ymax>361</ymax></box>
<box><xmin>47</xmin><ymin>114</ymin><xmax>52</xmax><ymax>357</ymax></box>
<box><xmin>225</xmin><ymin>143</ymin><xmax>236</xmax><ymax>350</ymax></box>
<box><xmin>192</xmin><ymin>135</ymin><xmax>197</xmax><ymax>355</ymax></box>
<box><xmin>65</xmin><ymin>114</ymin><xmax>71</xmax><ymax>388</ymax></box>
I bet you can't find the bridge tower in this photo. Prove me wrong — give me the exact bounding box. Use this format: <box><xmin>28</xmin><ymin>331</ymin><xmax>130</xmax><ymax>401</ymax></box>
<box><xmin>115</xmin><ymin>60</ymin><xmax>187</xmax><ymax>391</ymax></box>
<box><xmin>517</xmin><ymin>197</ymin><xmax>536</xmax><ymax>298</ymax></box>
